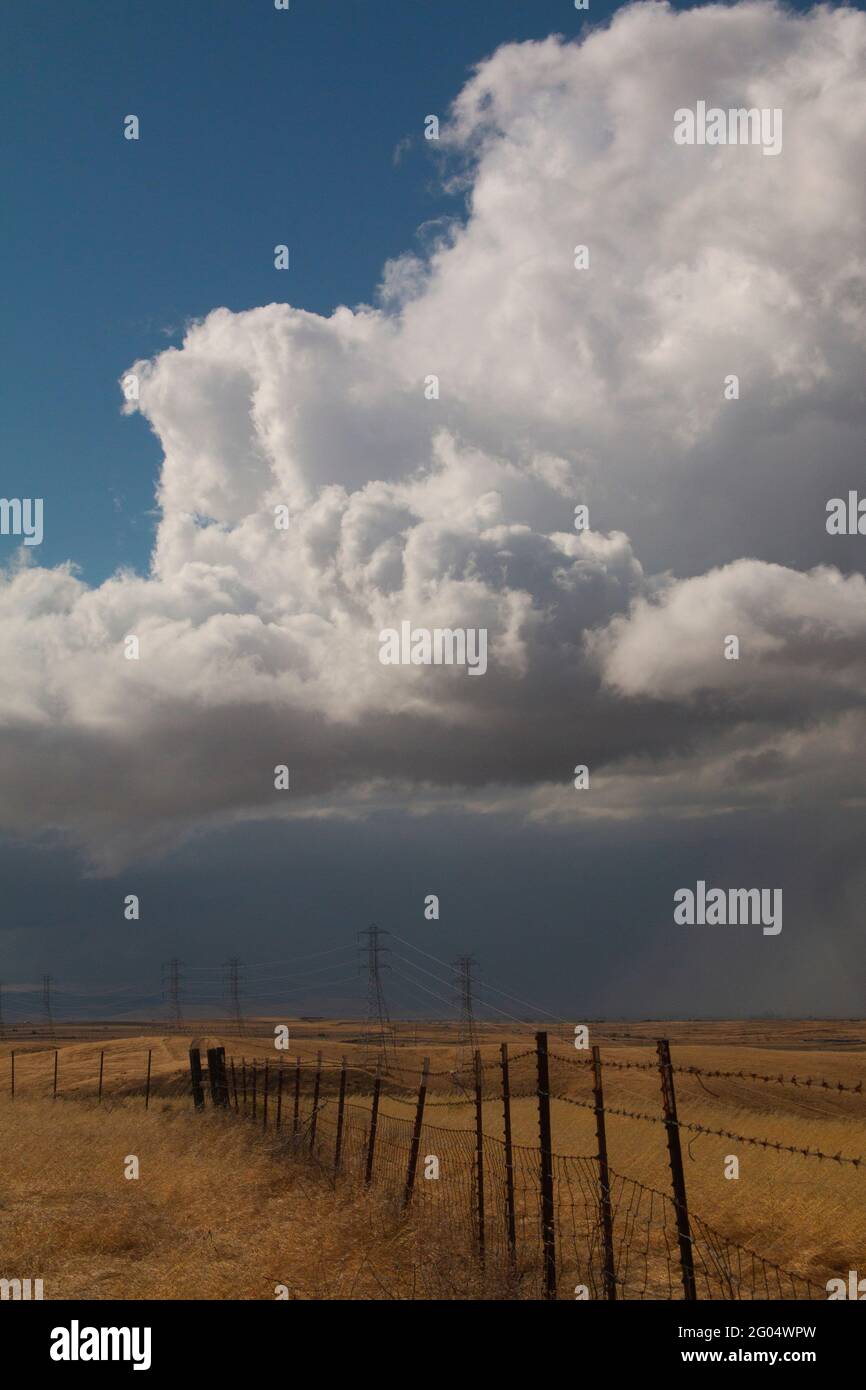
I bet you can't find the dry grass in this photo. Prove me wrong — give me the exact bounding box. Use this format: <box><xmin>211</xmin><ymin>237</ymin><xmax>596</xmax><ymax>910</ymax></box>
<box><xmin>0</xmin><ymin>1096</ymin><xmax>502</xmax><ymax>1300</ymax></box>
<box><xmin>367</xmin><ymin>1040</ymin><xmax>866</xmax><ymax>1288</ymax></box>
<box><xmin>2</xmin><ymin>1020</ymin><xmax>864</xmax><ymax>1298</ymax></box>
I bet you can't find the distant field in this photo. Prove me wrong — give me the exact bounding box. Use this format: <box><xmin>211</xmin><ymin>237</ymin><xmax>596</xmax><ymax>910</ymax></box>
<box><xmin>1</xmin><ymin>1019</ymin><xmax>864</xmax><ymax>1299</ymax></box>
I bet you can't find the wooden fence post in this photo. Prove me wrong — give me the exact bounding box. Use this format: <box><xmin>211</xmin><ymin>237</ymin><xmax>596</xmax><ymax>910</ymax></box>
<box><xmin>365</xmin><ymin>1064</ymin><xmax>381</xmax><ymax>1186</ymax></box>
<box><xmin>188</xmin><ymin>1046</ymin><xmax>205</xmax><ymax>1111</ymax></box>
<box><xmin>241</xmin><ymin>1058</ymin><xmax>247</xmax><ymax>1113</ymax></box>
<box><xmin>217</xmin><ymin>1047</ymin><xmax>230</xmax><ymax>1108</ymax></box>
<box><xmin>275</xmin><ymin>1060</ymin><xmax>283</xmax><ymax>1131</ymax></box>
<box><xmin>206</xmin><ymin>1048</ymin><xmax>219</xmax><ymax>1107</ymax></box>
<box><xmin>535</xmin><ymin>1030</ymin><xmax>557</xmax><ymax>1300</ymax></box>
<box><xmin>144</xmin><ymin>1048</ymin><xmax>152</xmax><ymax>1111</ymax></box>
<box><xmin>262</xmin><ymin>1059</ymin><xmax>270</xmax><ymax>1130</ymax></box>
<box><xmin>403</xmin><ymin>1057</ymin><xmax>429</xmax><ymax>1208</ymax></box>
<box><xmin>251</xmin><ymin>1058</ymin><xmax>258</xmax><ymax>1120</ymax></box>
<box><xmin>97</xmin><ymin>1049</ymin><xmax>105</xmax><ymax>1104</ymax></box>
<box><xmin>500</xmin><ymin>1042</ymin><xmax>517</xmax><ymax>1262</ymax></box>
<box><xmin>334</xmin><ymin>1056</ymin><xmax>347</xmax><ymax>1174</ymax></box>
<box><xmin>53</xmin><ymin>1048</ymin><xmax>58</xmax><ymax>1101</ymax></box>
<box><xmin>474</xmin><ymin>1050</ymin><xmax>486</xmax><ymax>1263</ymax></box>
<box><xmin>309</xmin><ymin>1051</ymin><xmax>322</xmax><ymax>1153</ymax></box>
<box><xmin>591</xmin><ymin>1045</ymin><xmax>616</xmax><ymax>1300</ymax></box>
<box><xmin>292</xmin><ymin>1056</ymin><xmax>302</xmax><ymax>1134</ymax></box>
<box><xmin>230</xmin><ymin>1056</ymin><xmax>239</xmax><ymax>1111</ymax></box>
<box><xmin>657</xmin><ymin>1039</ymin><xmax>697</xmax><ymax>1300</ymax></box>
<box><xmin>10</xmin><ymin>1049</ymin><xmax>14</xmax><ymax>1099</ymax></box>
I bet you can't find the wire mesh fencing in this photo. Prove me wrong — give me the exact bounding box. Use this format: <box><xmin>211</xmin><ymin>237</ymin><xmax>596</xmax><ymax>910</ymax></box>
<box><xmin>209</xmin><ymin>1037</ymin><xmax>834</xmax><ymax>1301</ymax></box>
<box><xmin>1</xmin><ymin>1032</ymin><xmax>847</xmax><ymax>1301</ymax></box>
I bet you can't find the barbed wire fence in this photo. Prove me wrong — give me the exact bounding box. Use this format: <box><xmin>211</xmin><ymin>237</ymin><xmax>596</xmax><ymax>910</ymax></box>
<box><xmin>3</xmin><ymin>1030</ymin><xmax>858</xmax><ymax>1300</ymax></box>
<box><xmin>184</xmin><ymin>1033</ymin><xmax>848</xmax><ymax>1300</ymax></box>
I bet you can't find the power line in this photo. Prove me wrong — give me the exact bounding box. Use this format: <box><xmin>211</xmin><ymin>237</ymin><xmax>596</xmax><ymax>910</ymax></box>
<box><xmin>162</xmin><ymin>958</ymin><xmax>184</xmax><ymax>1029</ymax></box>
<box><xmin>207</xmin><ymin>958</ymin><xmax>358</xmax><ymax>987</ymax></box>
<box><xmin>392</xmin><ymin>932</ymin><xmax>560</xmax><ymax>1026</ymax></box>
<box><xmin>391</xmin><ymin>967</ymin><xmax>460</xmax><ymax>1017</ymax></box>
<box><xmin>224</xmin><ymin>957</ymin><xmax>245</xmax><ymax>1034</ymax></box>
<box><xmin>211</xmin><ymin>976</ymin><xmax>362</xmax><ymax>1001</ymax></box>
<box><xmin>390</xmin><ymin>932</ymin><xmax>455</xmax><ymax>973</ymax></box>
<box><xmin>359</xmin><ymin>924</ymin><xmax>395</xmax><ymax>1068</ymax></box>
<box><xmin>480</xmin><ymin>973</ymin><xmax>569</xmax><ymax>1024</ymax></box>
<box><xmin>469</xmin><ymin>992</ymin><xmax>530</xmax><ymax>1028</ymax></box>
<box><xmin>391</xmin><ymin>951</ymin><xmax>458</xmax><ymax>993</ymax></box>
<box><xmin>453</xmin><ymin>955</ymin><xmax>479</xmax><ymax>1074</ymax></box>
<box><xmin>241</xmin><ymin>943</ymin><xmax>355</xmax><ymax>969</ymax></box>
<box><xmin>392</xmin><ymin>951</ymin><xmax>513</xmax><ymax>1025</ymax></box>
<box><xmin>181</xmin><ymin>942</ymin><xmax>353</xmax><ymax>974</ymax></box>
<box><xmin>0</xmin><ymin>925</ymin><xmax>562</xmax><ymax>1030</ymax></box>
<box><xmin>42</xmin><ymin>974</ymin><xmax>55</xmax><ymax>1038</ymax></box>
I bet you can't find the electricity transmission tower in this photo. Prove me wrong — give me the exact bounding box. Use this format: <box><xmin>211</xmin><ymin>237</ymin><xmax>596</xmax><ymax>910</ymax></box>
<box><xmin>453</xmin><ymin>955</ymin><xmax>480</xmax><ymax>1074</ymax></box>
<box><xmin>224</xmin><ymin>957</ymin><xmax>245</xmax><ymax>1035</ymax></box>
<box><xmin>359</xmin><ymin>924</ymin><xmax>395</xmax><ymax>1068</ymax></box>
<box><xmin>162</xmin><ymin>958</ymin><xmax>184</xmax><ymax>1030</ymax></box>
<box><xmin>42</xmin><ymin>973</ymin><xmax>55</xmax><ymax>1037</ymax></box>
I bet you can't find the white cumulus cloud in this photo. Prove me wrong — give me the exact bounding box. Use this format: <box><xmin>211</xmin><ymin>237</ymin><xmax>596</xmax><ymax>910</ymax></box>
<box><xmin>3</xmin><ymin>1</ymin><xmax>865</xmax><ymax>869</ymax></box>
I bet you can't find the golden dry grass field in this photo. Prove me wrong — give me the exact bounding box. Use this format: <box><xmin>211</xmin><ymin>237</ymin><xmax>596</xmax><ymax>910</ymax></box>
<box><xmin>0</xmin><ymin>1095</ymin><xmax>499</xmax><ymax>1299</ymax></box>
<box><xmin>1</xmin><ymin>1018</ymin><xmax>864</xmax><ymax>1299</ymax></box>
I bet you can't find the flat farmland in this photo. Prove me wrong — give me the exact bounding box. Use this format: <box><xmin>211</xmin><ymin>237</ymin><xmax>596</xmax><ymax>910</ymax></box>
<box><xmin>1</xmin><ymin>1019</ymin><xmax>864</xmax><ymax>1298</ymax></box>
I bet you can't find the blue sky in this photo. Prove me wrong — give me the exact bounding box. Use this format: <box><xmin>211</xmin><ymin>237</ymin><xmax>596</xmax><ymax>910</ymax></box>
<box><xmin>0</xmin><ymin>0</ymin><xmax>833</xmax><ymax>582</ymax></box>
<box><xmin>2</xmin><ymin>0</ymin><xmax>640</xmax><ymax>583</ymax></box>
<box><xmin>2</xmin><ymin>0</ymin><xmax>864</xmax><ymax>1019</ymax></box>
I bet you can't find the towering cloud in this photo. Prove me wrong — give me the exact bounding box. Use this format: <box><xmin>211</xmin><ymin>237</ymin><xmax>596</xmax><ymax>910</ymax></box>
<box><xmin>2</xmin><ymin>1</ymin><xmax>864</xmax><ymax>870</ymax></box>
